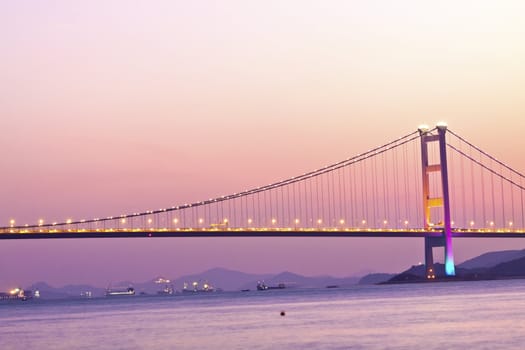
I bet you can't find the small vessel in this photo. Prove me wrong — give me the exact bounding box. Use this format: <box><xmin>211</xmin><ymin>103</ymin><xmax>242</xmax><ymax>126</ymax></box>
<box><xmin>182</xmin><ymin>281</ymin><xmax>215</xmax><ymax>293</ymax></box>
<box><xmin>80</xmin><ymin>291</ymin><xmax>93</xmax><ymax>298</ymax></box>
<box><xmin>0</xmin><ymin>288</ymin><xmax>34</xmax><ymax>301</ymax></box>
<box><xmin>257</xmin><ymin>281</ymin><xmax>269</xmax><ymax>290</ymax></box>
<box><xmin>157</xmin><ymin>284</ymin><xmax>175</xmax><ymax>295</ymax></box>
<box><xmin>257</xmin><ymin>281</ymin><xmax>285</xmax><ymax>290</ymax></box>
<box><xmin>105</xmin><ymin>287</ymin><xmax>135</xmax><ymax>297</ymax></box>
<box><xmin>155</xmin><ymin>277</ymin><xmax>175</xmax><ymax>295</ymax></box>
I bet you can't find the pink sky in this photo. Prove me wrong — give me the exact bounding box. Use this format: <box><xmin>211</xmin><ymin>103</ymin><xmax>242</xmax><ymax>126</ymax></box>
<box><xmin>1</xmin><ymin>1</ymin><xmax>525</xmax><ymax>289</ymax></box>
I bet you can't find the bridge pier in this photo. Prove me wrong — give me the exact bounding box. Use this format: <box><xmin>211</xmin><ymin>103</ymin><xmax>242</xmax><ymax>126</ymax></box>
<box><xmin>424</xmin><ymin>236</ymin><xmax>444</xmax><ymax>279</ymax></box>
<box><xmin>419</xmin><ymin>123</ymin><xmax>456</xmax><ymax>278</ymax></box>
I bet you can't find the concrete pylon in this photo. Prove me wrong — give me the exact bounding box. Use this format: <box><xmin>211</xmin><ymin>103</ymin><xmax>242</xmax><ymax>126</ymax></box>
<box><xmin>418</xmin><ymin>123</ymin><xmax>455</xmax><ymax>278</ymax></box>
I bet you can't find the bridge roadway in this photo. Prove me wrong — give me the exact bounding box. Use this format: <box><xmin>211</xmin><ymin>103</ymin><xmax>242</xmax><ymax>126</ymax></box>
<box><xmin>1</xmin><ymin>228</ymin><xmax>524</xmax><ymax>239</ymax></box>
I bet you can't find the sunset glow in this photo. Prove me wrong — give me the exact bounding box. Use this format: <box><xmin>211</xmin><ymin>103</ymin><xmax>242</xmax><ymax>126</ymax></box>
<box><xmin>1</xmin><ymin>0</ymin><xmax>525</xmax><ymax>288</ymax></box>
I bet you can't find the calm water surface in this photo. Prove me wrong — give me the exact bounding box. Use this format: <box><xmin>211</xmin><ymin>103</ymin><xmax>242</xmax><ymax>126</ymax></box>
<box><xmin>2</xmin><ymin>279</ymin><xmax>525</xmax><ymax>349</ymax></box>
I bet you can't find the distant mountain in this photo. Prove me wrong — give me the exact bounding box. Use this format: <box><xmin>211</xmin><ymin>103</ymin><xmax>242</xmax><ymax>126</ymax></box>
<box><xmin>358</xmin><ymin>273</ymin><xmax>396</xmax><ymax>285</ymax></box>
<box><xmin>124</xmin><ymin>249</ymin><xmax>525</xmax><ymax>291</ymax></box>
<box><xmin>239</xmin><ymin>271</ymin><xmax>359</xmax><ymax>290</ymax></box>
<box><xmin>173</xmin><ymin>267</ymin><xmax>273</xmax><ymax>291</ymax></box>
<box><xmin>25</xmin><ymin>268</ymin><xmax>363</xmax><ymax>298</ymax></box>
<box><xmin>385</xmin><ymin>249</ymin><xmax>525</xmax><ymax>283</ymax></box>
<box><xmin>106</xmin><ymin>269</ymin><xmax>272</xmax><ymax>294</ymax></box>
<box><xmin>486</xmin><ymin>256</ymin><xmax>525</xmax><ymax>277</ymax></box>
<box><xmin>27</xmin><ymin>247</ymin><xmax>525</xmax><ymax>297</ymax></box>
<box><xmin>28</xmin><ymin>281</ymin><xmax>105</xmax><ymax>299</ymax></box>
<box><xmin>385</xmin><ymin>263</ymin><xmax>473</xmax><ymax>283</ymax></box>
<box><xmin>386</xmin><ymin>264</ymin><xmax>434</xmax><ymax>283</ymax></box>
<box><xmin>139</xmin><ymin>268</ymin><xmax>359</xmax><ymax>292</ymax></box>
<box><xmin>458</xmin><ymin>249</ymin><xmax>525</xmax><ymax>269</ymax></box>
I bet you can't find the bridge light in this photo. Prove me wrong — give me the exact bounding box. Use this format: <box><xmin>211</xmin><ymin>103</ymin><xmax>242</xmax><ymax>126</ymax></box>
<box><xmin>223</xmin><ymin>218</ymin><xmax>228</xmax><ymax>224</ymax></box>
<box><xmin>248</xmin><ymin>218</ymin><xmax>253</xmax><ymax>225</ymax></box>
<box><xmin>66</xmin><ymin>219</ymin><xmax>72</xmax><ymax>224</ymax></box>
<box><xmin>173</xmin><ymin>218</ymin><xmax>179</xmax><ymax>224</ymax></box>
<box><xmin>148</xmin><ymin>218</ymin><xmax>153</xmax><ymax>224</ymax></box>
<box><xmin>436</xmin><ymin>120</ymin><xmax>448</xmax><ymax>129</ymax></box>
<box><xmin>121</xmin><ymin>218</ymin><xmax>126</xmax><ymax>224</ymax></box>
<box><xmin>9</xmin><ymin>219</ymin><xmax>15</xmax><ymax>227</ymax></box>
<box><xmin>339</xmin><ymin>219</ymin><xmax>345</xmax><ymax>225</ymax></box>
<box><xmin>470</xmin><ymin>220</ymin><xmax>474</xmax><ymax>227</ymax></box>
<box><xmin>383</xmin><ymin>220</ymin><xmax>388</xmax><ymax>226</ymax></box>
<box><xmin>38</xmin><ymin>219</ymin><xmax>44</xmax><ymax>226</ymax></box>
<box><xmin>199</xmin><ymin>218</ymin><xmax>204</xmax><ymax>224</ymax></box>
<box><xmin>361</xmin><ymin>220</ymin><xmax>366</xmax><ymax>225</ymax></box>
<box><xmin>509</xmin><ymin>221</ymin><xmax>513</xmax><ymax>227</ymax></box>
<box><xmin>490</xmin><ymin>221</ymin><xmax>494</xmax><ymax>227</ymax></box>
<box><xmin>271</xmin><ymin>218</ymin><xmax>276</xmax><ymax>225</ymax></box>
<box><xmin>404</xmin><ymin>220</ymin><xmax>409</xmax><ymax>226</ymax></box>
<box><xmin>317</xmin><ymin>219</ymin><xmax>322</xmax><ymax>225</ymax></box>
<box><xmin>294</xmin><ymin>219</ymin><xmax>300</xmax><ymax>224</ymax></box>
<box><xmin>418</xmin><ymin>124</ymin><xmax>430</xmax><ymax>133</ymax></box>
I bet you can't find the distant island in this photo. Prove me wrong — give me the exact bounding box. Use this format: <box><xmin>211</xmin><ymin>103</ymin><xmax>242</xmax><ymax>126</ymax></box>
<box><xmin>385</xmin><ymin>249</ymin><xmax>525</xmax><ymax>283</ymax></box>
<box><xmin>23</xmin><ymin>270</ymin><xmax>362</xmax><ymax>299</ymax></box>
<box><xmin>9</xmin><ymin>249</ymin><xmax>525</xmax><ymax>299</ymax></box>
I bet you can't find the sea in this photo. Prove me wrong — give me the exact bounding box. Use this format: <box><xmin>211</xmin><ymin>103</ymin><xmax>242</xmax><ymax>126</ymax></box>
<box><xmin>2</xmin><ymin>279</ymin><xmax>525</xmax><ymax>349</ymax></box>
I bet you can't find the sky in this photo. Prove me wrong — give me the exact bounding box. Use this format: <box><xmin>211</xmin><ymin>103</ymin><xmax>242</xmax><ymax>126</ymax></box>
<box><xmin>1</xmin><ymin>0</ymin><xmax>525</xmax><ymax>289</ymax></box>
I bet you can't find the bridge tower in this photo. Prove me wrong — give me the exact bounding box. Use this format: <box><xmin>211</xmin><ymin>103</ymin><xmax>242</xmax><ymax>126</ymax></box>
<box><xmin>418</xmin><ymin>123</ymin><xmax>456</xmax><ymax>278</ymax></box>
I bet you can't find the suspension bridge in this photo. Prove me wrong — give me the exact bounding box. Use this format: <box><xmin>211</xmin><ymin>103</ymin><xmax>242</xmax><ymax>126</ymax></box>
<box><xmin>2</xmin><ymin>123</ymin><xmax>525</xmax><ymax>278</ymax></box>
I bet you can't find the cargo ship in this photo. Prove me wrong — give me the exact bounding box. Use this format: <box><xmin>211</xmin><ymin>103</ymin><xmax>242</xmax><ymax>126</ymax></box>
<box><xmin>155</xmin><ymin>277</ymin><xmax>175</xmax><ymax>295</ymax></box>
<box><xmin>0</xmin><ymin>287</ymin><xmax>38</xmax><ymax>301</ymax></box>
<box><xmin>257</xmin><ymin>281</ymin><xmax>285</xmax><ymax>290</ymax></box>
<box><xmin>182</xmin><ymin>281</ymin><xmax>215</xmax><ymax>293</ymax></box>
<box><xmin>105</xmin><ymin>287</ymin><xmax>135</xmax><ymax>296</ymax></box>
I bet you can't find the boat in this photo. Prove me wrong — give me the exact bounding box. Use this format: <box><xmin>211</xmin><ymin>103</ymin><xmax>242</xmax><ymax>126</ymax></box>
<box><xmin>105</xmin><ymin>287</ymin><xmax>135</xmax><ymax>297</ymax></box>
<box><xmin>257</xmin><ymin>281</ymin><xmax>269</xmax><ymax>290</ymax></box>
<box><xmin>155</xmin><ymin>277</ymin><xmax>175</xmax><ymax>295</ymax></box>
<box><xmin>80</xmin><ymin>291</ymin><xmax>93</xmax><ymax>298</ymax></box>
<box><xmin>257</xmin><ymin>281</ymin><xmax>285</xmax><ymax>290</ymax></box>
<box><xmin>157</xmin><ymin>284</ymin><xmax>175</xmax><ymax>295</ymax></box>
<box><xmin>0</xmin><ymin>288</ymin><xmax>35</xmax><ymax>301</ymax></box>
<box><xmin>182</xmin><ymin>281</ymin><xmax>215</xmax><ymax>293</ymax></box>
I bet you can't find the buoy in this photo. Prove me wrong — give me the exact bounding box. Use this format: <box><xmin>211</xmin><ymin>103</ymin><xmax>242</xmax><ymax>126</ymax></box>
<box><xmin>280</xmin><ymin>311</ymin><xmax>286</xmax><ymax>316</ymax></box>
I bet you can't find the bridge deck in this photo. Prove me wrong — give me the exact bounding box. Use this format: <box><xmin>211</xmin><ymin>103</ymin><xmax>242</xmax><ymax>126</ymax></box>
<box><xmin>1</xmin><ymin>229</ymin><xmax>524</xmax><ymax>239</ymax></box>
